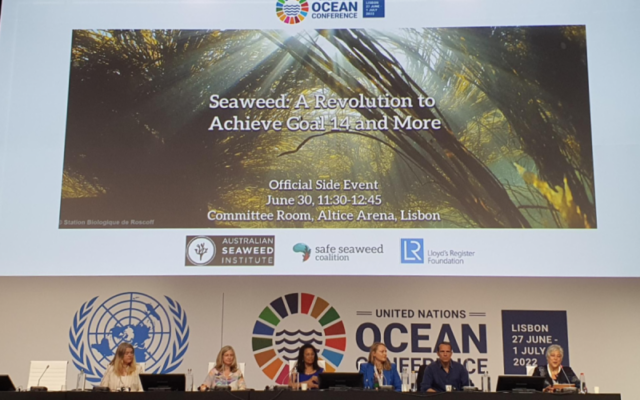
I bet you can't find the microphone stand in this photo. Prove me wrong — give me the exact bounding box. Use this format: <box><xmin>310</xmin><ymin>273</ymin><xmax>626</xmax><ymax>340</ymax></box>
<box><xmin>462</xmin><ymin>361</ymin><xmax>476</xmax><ymax>392</ymax></box>
<box><xmin>30</xmin><ymin>365</ymin><xmax>50</xmax><ymax>392</ymax></box>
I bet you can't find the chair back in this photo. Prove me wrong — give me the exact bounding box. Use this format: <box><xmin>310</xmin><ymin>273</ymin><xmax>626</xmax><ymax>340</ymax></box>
<box><xmin>27</xmin><ymin>361</ymin><xmax>68</xmax><ymax>391</ymax></box>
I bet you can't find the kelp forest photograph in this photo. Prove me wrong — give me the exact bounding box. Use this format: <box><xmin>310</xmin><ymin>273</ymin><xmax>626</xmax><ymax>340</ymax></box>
<box><xmin>60</xmin><ymin>27</ymin><xmax>596</xmax><ymax>229</ymax></box>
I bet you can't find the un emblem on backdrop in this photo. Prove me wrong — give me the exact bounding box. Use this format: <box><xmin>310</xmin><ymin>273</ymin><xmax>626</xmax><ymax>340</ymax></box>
<box><xmin>69</xmin><ymin>292</ymin><xmax>189</xmax><ymax>383</ymax></box>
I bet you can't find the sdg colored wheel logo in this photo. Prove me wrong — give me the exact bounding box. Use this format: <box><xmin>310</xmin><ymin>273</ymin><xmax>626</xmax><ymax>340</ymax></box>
<box><xmin>252</xmin><ymin>293</ymin><xmax>346</xmax><ymax>384</ymax></box>
<box><xmin>276</xmin><ymin>0</ymin><xmax>309</xmax><ymax>25</ymax></box>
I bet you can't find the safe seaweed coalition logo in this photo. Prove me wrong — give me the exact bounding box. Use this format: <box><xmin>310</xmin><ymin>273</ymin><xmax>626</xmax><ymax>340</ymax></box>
<box><xmin>276</xmin><ymin>0</ymin><xmax>309</xmax><ymax>24</ymax></box>
<box><xmin>293</xmin><ymin>243</ymin><xmax>311</xmax><ymax>262</ymax></box>
<box><xmin>252</xmin><ymin>293</ymin><xmax>346</xmax><ymax>384</ymax></box>
<box><xmin>69</xmin><ymin>292</ymin><xmax>189</xmax><ymax>383</ymax></box>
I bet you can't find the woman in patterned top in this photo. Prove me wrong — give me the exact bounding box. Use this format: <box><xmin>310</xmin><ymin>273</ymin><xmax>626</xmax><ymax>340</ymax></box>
<box><xmin>100</xmin><ymin>342</ymin><xmax>143</xmax><ymax>391</ymax></box>
<box><xmin>532</xmin><ymin>344</ymin><xmax>580</xmax><ymax>392</ymax></box>
<box><xmin>199</xmin><ymin>345</ymin><xmax>247</xmax><ymax>391</ymax></box>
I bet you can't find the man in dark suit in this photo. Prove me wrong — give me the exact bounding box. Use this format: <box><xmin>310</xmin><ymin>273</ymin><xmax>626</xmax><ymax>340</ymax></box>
<box><xmin>420</xmin><ymin>342</ymin><xmax>472</xmax><ymax>392</ymax></box>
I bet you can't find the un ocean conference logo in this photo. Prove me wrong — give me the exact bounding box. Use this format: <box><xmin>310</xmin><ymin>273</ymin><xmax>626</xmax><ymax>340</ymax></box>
<box><xmin>69</xmin><ymin>292</ymin><xmax>190</xmax><ymax>383</ymax></box>
<box><xmin>276</xmin><ymin>0</ymin><xmax>309</xmax><ymax>24</ymax></box>
<box><xmin>252</xmin><ymin>293</ymin><xmax>346</xmax><ymax>384</ymax></box>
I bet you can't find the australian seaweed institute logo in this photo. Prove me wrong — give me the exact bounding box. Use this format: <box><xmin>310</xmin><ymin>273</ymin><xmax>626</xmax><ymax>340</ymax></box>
<box><xmin>185</xmin><ymin>235</ymin><xmax>275</xmax><ymax>266</ymax></box>
<box><xmin>252</xmin><ymin>293</ymin><xmax>346</xmax><ymax>384</ymax></box>
<box><xmin>276</xmin><ymin>0</ymin><xmax>309</xmax><ymax>24</ymax></box>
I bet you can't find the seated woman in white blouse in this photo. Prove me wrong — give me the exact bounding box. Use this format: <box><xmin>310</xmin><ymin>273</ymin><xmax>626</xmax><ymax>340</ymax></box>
<box><xmin>100</xmin><ymin>342</ymin><xmax>143</xmax><ymax>392</ymax></box>
<box><xmin>199</xmin><ymin>345</ymin><xmax>247</xmax><ymax>391</ymax></box>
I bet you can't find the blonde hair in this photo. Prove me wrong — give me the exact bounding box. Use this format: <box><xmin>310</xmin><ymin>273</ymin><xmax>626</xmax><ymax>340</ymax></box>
<box><xmin>109</xmin><ymin>342</ymin><xmax>137</xmax><ymax>377</ymax></box>
<box><xmin>368</xmin><ymin>342</ymin><xmax>391</xmax><ymax>371</ymax></box>
<box><xmin>215</xmin><ymin>345</ymin><xmax>239</xmax><ymax>372</ymax></box>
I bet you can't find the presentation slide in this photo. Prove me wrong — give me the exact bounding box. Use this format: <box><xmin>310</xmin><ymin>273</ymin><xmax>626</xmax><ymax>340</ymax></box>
<box><xmin>0</xmin><ymin>0</ymin><xmax>638</xmax><ymax>276</ymax></box>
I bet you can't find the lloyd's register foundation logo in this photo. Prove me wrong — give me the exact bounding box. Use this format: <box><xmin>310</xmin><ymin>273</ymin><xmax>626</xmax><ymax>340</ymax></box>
<box><xmin>185</xmin><ymin>235</ymin><xmax>275</xmax><ymax>266</ymax></box>
<box><xmin>252</xmin><ymin>293</ymin><xmax>346</xmax><ymax>384</ymax></box>
<box><xmin>401</xmin><ymin>238</ymin><xmax>424</xmax><ymax>263</ymax></box>
<box><xmin>69</xmin><ymin>292</ymin><xmax>189</xmax><ymax>383</ymax></box>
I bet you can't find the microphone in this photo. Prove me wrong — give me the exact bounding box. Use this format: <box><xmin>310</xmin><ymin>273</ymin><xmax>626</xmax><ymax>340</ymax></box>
<box><xmin>118</xmin><ymin>375</ymin><xmax>130</xmax><ymax>392</ymax></box>
<box><xmin>550</xmin><ymin>366</ymin><xmax>578</xmax><ymax>393</ymax></box>
<box><xmin>560</xmin><ymin>366</ymin><xmax>573</xmax><ymax>385</ymax></box>
<box><xmin>38</xmin><ymin>365</ymin><xmax>50</xmax><ymax>387</ymax></box>
<box><xmin>462</xmin><ymin>361</ymin><xmax>475</xmax><ymax>391</ymax></box>
<box><xmin>30</xmin><ymin>365</ymin><xmax>50</xmax><ymax>392</ymax></box>
<box><xmin>377</xmin><ymin>366</ymin><xmax>393</xmax><ymax>391</ymax></box>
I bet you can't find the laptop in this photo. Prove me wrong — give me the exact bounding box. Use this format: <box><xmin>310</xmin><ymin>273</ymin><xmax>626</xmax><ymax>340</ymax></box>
<box><xmin>496</xmin><ymin>375</ymin><xmax>545</xmax><ymax>392</ymax></box>
<box><xmin>0</xmin><ymin>375</ymin><xmax>16</xmax><ymax>391</ymax></box>
<box><xmin>318</xmin><ymin>373</ymin><xmax>364</xmax><ymax>390</ymax></box>
<box><xmin>139</xmin><ymin>374</ymin><xmax>185</xmax><ymax>392</ymax></box>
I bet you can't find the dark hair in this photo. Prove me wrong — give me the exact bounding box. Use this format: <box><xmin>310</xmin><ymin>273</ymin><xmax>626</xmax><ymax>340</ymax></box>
<box><xmin>296</xmin><ymin>344</ymin><xmax>320</xmax><ymax>374</ymax></box>
<box><xmin>437</xmin><ymin>342</ymin><xmax>453</xmax><ymax>353</ymax></box>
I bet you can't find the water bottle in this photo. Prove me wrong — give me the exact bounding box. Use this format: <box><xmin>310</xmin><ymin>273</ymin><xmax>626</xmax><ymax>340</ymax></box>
<box><xmin>186</xmin><ymin>369</ymin><xmax>194</xmax><ymax>392</ymax></box>
<box><xmin>481</xmin><ymin>372</ymin><xmax>491</xmax><ymax>392</ymax></box>
<box><xmin>410</xmin><ymin>370</ymin><xmax>418</xmax><ymax>392</ymax></box>
<box><xmin>75</xmin><ymin>370</ymin><xmax>86</xmax><ymax>391</ymax></box>
<box><xmin>290</xmin><ymin>370</ymin><xmax>299</xmax><ymax>391</ymax></box>
<box><xmin>401</xmin><ymin>367</ymin><xmax>409</xmax><ymax>392</ymax></box>
<box><xmin>580</xmin><ymin>373</ymin><xmax>587</xmax><ymax>394</ymax></box>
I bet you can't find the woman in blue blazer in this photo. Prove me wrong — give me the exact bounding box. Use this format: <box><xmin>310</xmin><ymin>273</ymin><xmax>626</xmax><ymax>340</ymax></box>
<box><xmin>359</xmin><ymin>342</ymin><xmax>402</xmax><ymax>391</ymax></box>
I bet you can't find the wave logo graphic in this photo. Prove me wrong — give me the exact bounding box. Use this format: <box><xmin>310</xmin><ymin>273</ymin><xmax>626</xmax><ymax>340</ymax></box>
<box><xmin>252</xmin><ymin>293</ymin><xmax>346</xmax><ymax>384</ymax></box>
<box><xmin>293</xmin><ymin>243</ymin><xmax>311</xmax><ymax>262</ymax></box>
<box><xmin>276</xmin><ymin>0</ymin><xmax>309</xmax><ymax>25</ymax></box>
<box><xmin>69</xmin><ymin>292</ymin><xmax>189</xmax><ymax>384</ymax></box>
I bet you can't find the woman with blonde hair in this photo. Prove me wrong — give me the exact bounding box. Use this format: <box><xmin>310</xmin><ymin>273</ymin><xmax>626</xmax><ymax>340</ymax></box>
<box><xmin>100</xmin><ymin>342</ymin><xmax>143</xmax><ymax>391</ymax></box>
<box><xmin>358</xmin><ymin>342</ymin><xmax>401</xmax><ymax>391</ymax></box>
<box><xmin>199</xmin><ymin>345</ymin><xmax>247</xmax><ymax>391</ymax></box>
